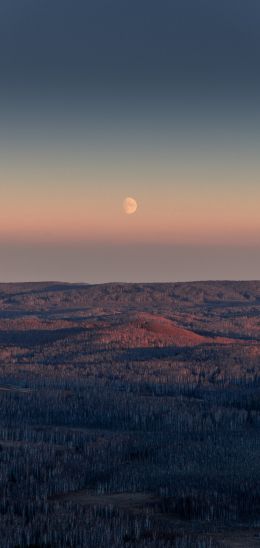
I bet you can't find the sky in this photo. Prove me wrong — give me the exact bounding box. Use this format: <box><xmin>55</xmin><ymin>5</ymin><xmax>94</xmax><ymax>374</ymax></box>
<box><xmin>1</xmin><ymin>0</ymin><xmax>260</xmax><ymax>282</ymax></box>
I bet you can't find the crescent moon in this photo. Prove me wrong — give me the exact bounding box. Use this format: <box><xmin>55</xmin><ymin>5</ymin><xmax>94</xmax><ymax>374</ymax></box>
<box><xmin>123</xmin><ymin>197</ymin><xmax>138</xmax><ymax>215</ymax></box>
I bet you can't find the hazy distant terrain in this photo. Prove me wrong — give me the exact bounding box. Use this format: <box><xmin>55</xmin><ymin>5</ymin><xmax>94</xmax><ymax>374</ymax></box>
<box><xmin>0</xmin><ymin>281</ymin><xmax>259</xmax><ymax>547</ymax></box>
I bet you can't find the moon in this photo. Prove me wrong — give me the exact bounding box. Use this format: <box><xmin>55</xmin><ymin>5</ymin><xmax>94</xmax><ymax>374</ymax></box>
<box><xmin>123</xmin><ymin>196</ymin><xmax>138</xmax><ymax>215</ymax></box>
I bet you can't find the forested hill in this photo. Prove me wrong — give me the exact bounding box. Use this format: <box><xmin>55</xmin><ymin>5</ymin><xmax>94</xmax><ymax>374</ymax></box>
<box><xmin>0</xmin><ymin>281</ymin><xmax>259</xmax><ymax>546</ymax></box>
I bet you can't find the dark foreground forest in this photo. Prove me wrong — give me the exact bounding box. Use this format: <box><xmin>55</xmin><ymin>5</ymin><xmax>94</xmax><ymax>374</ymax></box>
<box><xmin>0</xmin><ymin>281</ymin><xmax>259</xmax><ymax>547</ymax></box>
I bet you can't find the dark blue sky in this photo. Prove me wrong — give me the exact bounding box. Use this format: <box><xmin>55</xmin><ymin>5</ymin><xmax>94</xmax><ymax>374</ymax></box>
<box><xmin>1</xmin><ymin>0</ymin><xmax>260</xmax><ymax>98</ymax></box>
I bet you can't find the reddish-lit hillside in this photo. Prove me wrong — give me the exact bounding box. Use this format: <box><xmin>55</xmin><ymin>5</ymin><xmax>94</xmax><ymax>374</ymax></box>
<box><xmin>95</xmin><ymin>312</ymin><xmax>236</xmax><ymax>348</ymax></box>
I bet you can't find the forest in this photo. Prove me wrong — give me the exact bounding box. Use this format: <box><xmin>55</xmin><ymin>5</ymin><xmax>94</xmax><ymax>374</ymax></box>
<box><xmin>0</xmin><ymin>281</ymin><xmax>259</xmax><ymax>547</ymax></box>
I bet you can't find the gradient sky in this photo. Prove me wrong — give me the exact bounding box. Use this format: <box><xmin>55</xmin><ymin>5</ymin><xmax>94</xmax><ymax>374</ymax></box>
<box><xmin>1</xmin><ymin>0</ymin><xmax>260</xmax><ymax>281</ymax></box>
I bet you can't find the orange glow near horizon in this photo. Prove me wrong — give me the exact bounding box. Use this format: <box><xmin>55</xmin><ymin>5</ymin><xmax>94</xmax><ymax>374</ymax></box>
<box><xmin>1</xmin><ymin>194</ymin><xmax>260</xmax><ymax>246</ymax></box>
<box><xmin>1</xmin><ymin>138</ymin><xmax>260</xmax><ymax>247</ymax></box>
